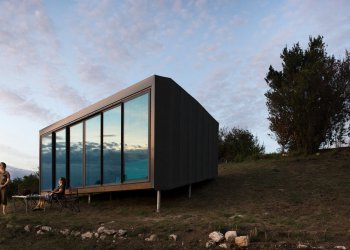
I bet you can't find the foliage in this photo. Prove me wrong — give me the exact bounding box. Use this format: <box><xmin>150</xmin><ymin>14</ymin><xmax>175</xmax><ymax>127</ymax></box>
<box><xmin>265</xmin><ymin>36</ymin><xmax>350</xmax><ymax>154</ymax></box>
<box><xmin>218</xmin><ymin>127</ymin><xmax>265</xmax><ymax>162</ymax></box>
<box><xmin>7</xmin><ymin>173</ymin><xmax>39</xmax><ymax>197</ymax></box>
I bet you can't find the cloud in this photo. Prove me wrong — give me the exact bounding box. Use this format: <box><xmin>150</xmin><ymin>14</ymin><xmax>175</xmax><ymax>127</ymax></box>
<box><xmin>259</xmin><ymin>14</ymin><xmax>275</xmax><ymax>30</ymax></box>
<box><xmin>281</xmin><ymin>0</ymin><xmax>350</xmax><ymax>55</ymax></box>
<box><xmin>0</xmin><ymin>143</ymin><xmax>36</xmax><ymax>161</ymax></box>
<box><xmin>0</xmin><ymin>88</ymin><xmax>59</xmax><ymax>122</ymax></box>
<box><xmin>0</xmin><ymin>1</ymin><xmax>59</xmax><ymax>70</ymax></box>
<box><xmin>0</xmin><ymin>0</ymin><xmax>88</xmax><ymax>112</ymax></box>
<box><xmin>42</xmin><ymin>65</ymin><xmax>89</xmax><ymax>110</ymax></box>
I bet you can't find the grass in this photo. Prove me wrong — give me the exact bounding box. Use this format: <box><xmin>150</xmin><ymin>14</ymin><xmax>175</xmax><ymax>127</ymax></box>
<box><xmin>1</xmin><ymin>148</ymin><xmax>350</xmax><ymax>249</ymax></box>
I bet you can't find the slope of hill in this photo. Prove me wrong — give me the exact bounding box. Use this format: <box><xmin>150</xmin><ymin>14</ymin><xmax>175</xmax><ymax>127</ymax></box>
<box><xmin>1</xmin><ymin>148</ymin><xmax>350</xmax><ymax>249</ymax></box>
<box><xmin>7</xmin><ymin>166</ymin><xmax>35</xmax><ymax>179</ymax></box>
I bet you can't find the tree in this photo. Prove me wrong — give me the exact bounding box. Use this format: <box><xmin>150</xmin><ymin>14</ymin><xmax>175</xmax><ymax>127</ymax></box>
<box><xmin>7</xmin><ymin>173</ymin><xmax>39</xmax><ymax>197</ymax></box>
<box><xmin>265</xmin><ymin>36</ymin><xmax>350</xmax><ymax>154</ymax></box>
<box><xmin>218</xmin><ymin>127</ymin><xmax>265</xmax><ymax>162</ymax></box>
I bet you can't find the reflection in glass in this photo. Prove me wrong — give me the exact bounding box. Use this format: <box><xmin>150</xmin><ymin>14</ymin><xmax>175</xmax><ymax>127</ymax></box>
<box><xmin>103</xmin><ymin>107</ymin><xmax>121</xmax><ymax>184</ymax></box>
<box><xmin>41</xmin><ymin>134</ymin><xmax>52</xmax><ymax>190</ymax></box>
<box><xmin>55</xmin><ymin>129</ymin><xmax>66</xmax><ymax>182</ymax></box>
<box><xmin>85</xmin><ymin>115</ymin><xmax>101</xmax><ymax>186</ymax></box>
<box><xmin>70</xmin><ymin>123</ymin><xmax>83</xmax><ymax>187</ymax></box>
<box><xmin>124</xmin><ymin>93</ymin><xmax>149</xmax><ymax>181</ymax></box>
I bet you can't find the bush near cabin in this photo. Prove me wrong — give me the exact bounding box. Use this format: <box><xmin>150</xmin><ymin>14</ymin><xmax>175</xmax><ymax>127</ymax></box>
<box><xmin>218</xmin><ymin>127</ymin><xmax>265</xmax><ymax>162</ymax></box>
<box><xmin>7</xmin><ymin>173</ymin><xmax>39</xmax><ymax>197</ymax></box>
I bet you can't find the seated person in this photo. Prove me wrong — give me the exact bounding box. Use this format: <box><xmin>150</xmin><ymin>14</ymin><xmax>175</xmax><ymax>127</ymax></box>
<box><xmin>33</xmin><ymin>177</ymin><xmax>66</xmax><ymax>210</ymax></box>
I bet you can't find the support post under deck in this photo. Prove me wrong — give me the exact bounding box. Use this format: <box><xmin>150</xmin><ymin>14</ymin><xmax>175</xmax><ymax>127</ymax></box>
<box><xmin>156</xmin><ymin>190</ymin><xmax>161</xmax><ymax>213</ymax></box>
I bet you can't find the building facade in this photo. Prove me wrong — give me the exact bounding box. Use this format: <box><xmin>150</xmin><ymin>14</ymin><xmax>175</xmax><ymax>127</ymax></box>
<box><xmin>40</xmin><ymin>75</ymin><xmax>218</xmax><ymax>198</ymax></box>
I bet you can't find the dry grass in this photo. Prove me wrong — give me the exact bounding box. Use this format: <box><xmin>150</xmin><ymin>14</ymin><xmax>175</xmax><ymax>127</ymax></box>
<box><xmin>1</xmin><ymin>148</ymin><xmax>350</xmax><ymax>249</ymax></box>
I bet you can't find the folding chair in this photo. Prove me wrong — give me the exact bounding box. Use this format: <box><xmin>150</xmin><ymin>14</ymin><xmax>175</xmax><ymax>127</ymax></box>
<box><xmin>64</xmin><ymin>188</ymin><xmax>80</xmax><ymax>212</ymax></box>
<box><xmin>50</xmin><ymin>193</ymin><xmax>66</xmax><ymax>212</ymax></box>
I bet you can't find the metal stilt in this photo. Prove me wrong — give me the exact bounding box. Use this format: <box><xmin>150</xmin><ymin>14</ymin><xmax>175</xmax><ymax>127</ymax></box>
<box><xmin>156</xmin><ymin>190</ymin><xmax>161</xmax><ymax>213</ymax></box>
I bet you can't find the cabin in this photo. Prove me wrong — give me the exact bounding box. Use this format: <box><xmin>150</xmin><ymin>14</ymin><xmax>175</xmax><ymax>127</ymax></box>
<box><xmin>39</xmin><ymin>75</ymin><xmax>218</xmax><ymax>211</ymax></box>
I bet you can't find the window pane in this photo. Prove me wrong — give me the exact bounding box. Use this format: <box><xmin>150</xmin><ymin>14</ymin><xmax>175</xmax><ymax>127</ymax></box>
<box><xmin>41</xmin><ymin>134</ymin><xmax>52</xmax><ymax>190</ymax></box>
<box><xmin>55</xmin><ymin>129</ymin><xmax>66</xmax><ymax>183</ymax></box>
<box><xmin>103</xmin><ymin>107</ymin><xmax>121</xmax><ymax>184</ymax></box>
<box><xmin>124</xmin><ymin>93</ymin><xmax>149</xmax><ymax>181</ymax></box>
<box><xmin>70</xmin><ymin>123</ymin><xmax>83</xmax><ymax>187</ymax></box>
<box><xmin>85</xmin><ymin>115</ymin><xmax>101</xmax><ymax>186</ymax></box>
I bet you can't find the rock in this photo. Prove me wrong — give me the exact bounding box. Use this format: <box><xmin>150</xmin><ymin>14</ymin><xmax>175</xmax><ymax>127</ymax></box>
<box><xmin>334</xmin><ymin>247</ymin><xmax>346</xmax><ymax>250</ymax></box>
<box><xmin>104</xmin><ymin>229</ymin><xmax>116</xmax><ymax>235</ymax></box>
<box><xmin>81</xmin><ymin>231</ymin><xmax>93</xmax><ymax>240</ymax></box>
<box><xmin>145</xmin><ymin>234</ymin><xmax>157</xmax><ymax>242</ymax></box>
<box><xmin>297</xmin><ymin>243</ymin><xmax>309</xmax><ymax>249</ymax></box>
<box><xmin>41</xmin><ymin>226</ymin><xmax>52</xmax><ymax>232</ymax></box>
<box><xmin>60</xmin><ymin>229</ymin><xmax>70</xmax><ymax>236</ymax></box>
<box><xmin>37</xmin><ymin>230</ymin><xmax>45</xmax><ymax>235</ymax></box>
<box><xmin>206</xmin><ymin>240</ymin><xmax>216</xmax><ymax>248</ymax></box>
<box><xmin>24</xmin><ymin>225</ymin><xmax>31</xmax><ymax>232</ymax></box>
<box><xmin>96</xmin><ymin>226</ymin><xmax>116</xmax><ymax>235</ymax></box>
<box><xmin>169</xmin><ymin>234</ymin><xmax>178</xmax><ymax>241</ymax></box>
<box><xmin>229</xmin><ymin>214</ymin><xmax>244</xmax><ymax>219</ymax></box>
<box><xmin>94</xmin><ymin>232</ymin><xmax>99</xmax><ymax>238</ymax></box>
<box><xmin>219</xmin><ymin>243</ymin><xmax>228</xmax><ymax>249</ymax></box>
<box><xmin>225</xmin><ymin>231</ymin><xmax>237</xmax><ymax>242</ymax></box>
<box><xmin>97</xmin><ymin>226</ymin><xmax>106</xmax><ymax>234</ymax></box>
<box><xmin>118</xmin><ymin>229</ymin><xmax>127</xmax><ymax>237</ymax></box>
<box><xmin>235</xmin><ymin>236</ymin><xmax>249</xmax><ymax>247</ymax></box>
<box><xmin>100</xmin><ymin>235</ymin><xmax>107</xmax><ymax>240</ymax></box>
<box><xmin>6</xmin><ymin>224</ymin><xmax>13</xmax><ymax>229</ymax></box>
<box><xmin>209</xmin><ymin>231</ymin><xmax>224</xmax><ymax>243</ymax></box>
<box><xmin>70</xmin><ymin>231</ymin><xmax>81</xmax><ymax>237</ymax></box>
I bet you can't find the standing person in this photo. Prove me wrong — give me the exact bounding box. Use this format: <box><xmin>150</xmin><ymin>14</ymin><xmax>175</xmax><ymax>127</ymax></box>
<box><xmin>0</xmin><ymin>162</ymin><xmax>11</xmax><ymax>215</ymax></box>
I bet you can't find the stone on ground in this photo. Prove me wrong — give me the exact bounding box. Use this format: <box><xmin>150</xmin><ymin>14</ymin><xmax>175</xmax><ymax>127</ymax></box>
<box><xmin>224</xmin><ymin>231</ymin><xmax>237</xmax><ymax>242</ymax></box>
<box><xmin>81</xmin><ymin>232</ymin><xmax>93</xmax><ymax>240</ymax></box>
<box><xmin>235</xmin><ymin>236</ymin><xmax>249</xmax><ymax>247</ymax></box>
<box><xmin>118</xmin><ymin>229</ymin><xmax>127</xmax><ymax>236</ymax></box>
<box><xmin>209</xmin><ymin>231</ymin><xmax>224</xmax><ymax>243</ymax></box>
<box><xmin>219</xmin><ymin>243</ymin><xmax>228</xmax><ymax>249</ymax></box>
<box><xmin>169</xmin><ymin>234</ymin><xmax>178</xmax><ymax>241</ymax></box>
<box><xmin>24</xmin><ymin>225</ymin><xmax>31</xmax><ymax>232</ymax></box>
<box><xmin>60</xmin><ymin>229</ymin><xmax>70</xmax><ymax>236</ymax></box>
<box><xmin>145</xmin><ymin>234</ymin><xmax>157</xmax><ymax>242</ymax></box>
<box><xmin>41</xmin><ymin>226</ymin><xmax>52</xmax><ymax>232</ymax></box>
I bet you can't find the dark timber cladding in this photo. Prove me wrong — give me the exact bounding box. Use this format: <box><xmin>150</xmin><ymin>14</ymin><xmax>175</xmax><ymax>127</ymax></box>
<box><xmin>153</xmin><ymin>77</ymin><xmax>218</xmax><ymax>190</ymax></box>
<box><xmin>39</xmin><ymin>75</ymin><xmax>218</xmax><ymax>195</ymax></box>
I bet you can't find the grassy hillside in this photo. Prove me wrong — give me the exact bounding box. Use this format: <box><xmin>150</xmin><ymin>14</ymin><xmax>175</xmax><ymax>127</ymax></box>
<box><xmin>1</xmin><ymin>148</ymin><xmax>350</xmax><ymax>249</ymax></box>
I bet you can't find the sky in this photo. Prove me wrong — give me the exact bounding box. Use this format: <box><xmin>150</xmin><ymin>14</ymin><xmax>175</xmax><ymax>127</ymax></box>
<box><xmin>0</xmin><ymin>0</ymin><xmax>349</xmax><ymax>171</ymax></box>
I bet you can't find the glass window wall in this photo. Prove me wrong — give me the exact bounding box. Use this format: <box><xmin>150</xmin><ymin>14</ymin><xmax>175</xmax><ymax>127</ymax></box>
<box><xmin>70</xmin><ymin>123</ymin><xmax>83</xmax><ymax>187</ymax></box>
<box><xmin>41</xmin><ymin>134</ymin><xmax>52</xmax><ymax>190</ymax></box>
<box><xmin>42</xmin><ymin>91</ymin><xmax>150</xmax><ymax>190</ymax></box>
<box><xmin>124</xmin><ymin>93</ymin><xmax>149</xmax><ymax>181</ymax></box>
<box><xmin>85</xmin><ymin>115</ymin><xmax>101</xmax><ymax>186</ymax></box>
<box><xmin>55</xmin><ymin>129</ymin><xmax>66</xmax><ymax>183</ymax></box>
<box><xmin>103</xmin><ymin>107</ymin><xmax>121</xmax><ymax>184</ymax></box>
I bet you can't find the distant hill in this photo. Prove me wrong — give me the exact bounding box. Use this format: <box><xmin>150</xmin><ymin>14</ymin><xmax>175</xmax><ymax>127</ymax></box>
<box><xmin>7</xmin><ymin>166</ymin><xmax>35</xmax><ymax>179</ymax></box>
